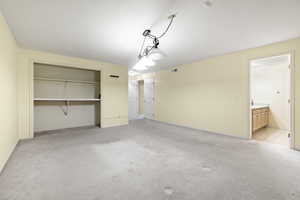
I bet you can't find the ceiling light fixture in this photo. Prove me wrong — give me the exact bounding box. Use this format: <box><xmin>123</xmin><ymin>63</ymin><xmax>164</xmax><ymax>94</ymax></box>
<box><xmin>128</xmin><ymin>70</ymin><xmax>140</xmax><ymax>76</ymax></box>
<box><xmin>133</xmin><ymin>14</ymin><xmax>176</xmax><ymax>71</ymax></box>
<box><xmin>148</xmin><ymin>48</ymin><xmax>167</xmax><ymax>61</ymax></box>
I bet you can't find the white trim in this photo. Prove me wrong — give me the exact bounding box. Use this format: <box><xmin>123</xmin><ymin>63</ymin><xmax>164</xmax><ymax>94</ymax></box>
<box><xmin>28</xmin><ymin>58</ymin><xmax>102</xmax><ymax>138</ymax></box>
<box><xmin>247</xmin><ymin>51</ymin><xmax>295</xmax><ymax>150</ymax></box>
<box><xmin>290</xmin><ymin>51</ymin><xmax>296</xmax><ymax>150</ymax></box>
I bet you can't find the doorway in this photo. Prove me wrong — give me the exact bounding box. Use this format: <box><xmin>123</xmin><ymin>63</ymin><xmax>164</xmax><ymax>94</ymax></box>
<box><xmin>128</xmin><ymin>77</ymin><xmax>155</xmax><ymax>120</ymax></box>
<box><xmin>138</xmin><ymin>80</ymin><xmax>144</xmax><ymax>117</ymax></box>
<box><xmin>128</xmin><ymin>79</ymin><xmax>138</xmax><ymax>120</ymax></box>
<box><xmin>144</xmin><ymin>79</ymin><xmax>155</xmax><ymax>120</ymax></box>
<box><xmin>249</xmin><ymin>54</ymin><xmax>293</xmax><ymax>148</ymax></box>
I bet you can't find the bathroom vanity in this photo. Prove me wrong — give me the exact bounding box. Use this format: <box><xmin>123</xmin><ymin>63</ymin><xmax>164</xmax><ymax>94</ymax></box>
<box><xmin>252</xmin><ymin>105</ymin><xmax>269</xmax><ymax>132</ymax></box>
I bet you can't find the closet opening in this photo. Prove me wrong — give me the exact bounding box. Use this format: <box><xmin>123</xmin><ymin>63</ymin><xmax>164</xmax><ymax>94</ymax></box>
<box><xmin>249</xmin><ymin>54</ymin><xmax>294</xmax><ymax>148</ymax></box>
<box><xmin>33</xmin><ymin>63</ymin><xmax>101</xmax><ymax>136</ymax></box>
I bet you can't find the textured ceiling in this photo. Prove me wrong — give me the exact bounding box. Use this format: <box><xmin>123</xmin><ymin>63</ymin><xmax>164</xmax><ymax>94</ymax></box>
<box><xmin>1</xmin><ymin>0</ymin><xmax>300</xmax><ymax>71</ymax></box>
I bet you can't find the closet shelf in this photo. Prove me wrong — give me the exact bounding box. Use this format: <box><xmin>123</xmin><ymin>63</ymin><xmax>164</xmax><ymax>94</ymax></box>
<box><xmin>34</xmin><ymin>98</ymin><xmax>101</xmax><ymax>102</ymax></box>
<box><xmin>34</xmin><ymin>77</ymin><xmax>99</xmax><ymax>84</ymax></box>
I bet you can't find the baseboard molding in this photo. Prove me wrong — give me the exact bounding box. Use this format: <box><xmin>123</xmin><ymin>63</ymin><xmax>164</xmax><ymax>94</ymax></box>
<box><xmin>148</xmin><ymin>119</ymin><xmax>249</xmax><ymax>140</ymax></box>
<box><xmin>34</xmin><ymin>125</ymin><xmax>100</xmax><ymax>137</ymax></box>
<box><xmin>0</xmin><ymin>139</ymin><xmax>19</xmax><ymax>174</ymax></box>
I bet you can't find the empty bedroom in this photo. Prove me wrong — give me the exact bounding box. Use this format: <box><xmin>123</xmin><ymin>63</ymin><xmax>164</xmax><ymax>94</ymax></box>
<box><xmin>1</xmin><ymin>0</ymin><xmax>300</xmax><ymax>200</ymax></box>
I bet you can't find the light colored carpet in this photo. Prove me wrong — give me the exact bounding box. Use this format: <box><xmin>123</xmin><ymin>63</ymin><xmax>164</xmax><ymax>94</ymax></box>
<box><xmin>1</xmin><ymin>119</ymin><xmax>300</xmax><ymax>200</ymax></box>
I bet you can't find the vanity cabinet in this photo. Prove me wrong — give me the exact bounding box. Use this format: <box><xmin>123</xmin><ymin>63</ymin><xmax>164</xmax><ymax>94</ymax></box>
<box><xmin>252</xmin><ymin>107</ymin><xmax>269</xmax><ymax>132</ymax></box>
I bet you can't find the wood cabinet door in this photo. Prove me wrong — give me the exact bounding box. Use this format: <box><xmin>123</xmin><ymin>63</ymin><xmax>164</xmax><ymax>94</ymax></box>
<box><xmin>252</xmin><ymin>108</ymin><xmax>270</xmax><ymax>132</ymax></box>
<box><xmin>253</xmin><ymin>113</ymin><xmax>259</xmax><ymax>131</ymax></box>
<box><xmin>257</xmin><ymin>112</ymin><xmax>262</xmax><ymax>129</ymax></box>
<box><xmin>265</xmin><ymin>110</ymin><xmax>269</xmax><ymax>125</ymax></box>
<box><xmin>260</xmin><ymin>112</ymin><xmax>265</xmax><ymax>128</ymax></box>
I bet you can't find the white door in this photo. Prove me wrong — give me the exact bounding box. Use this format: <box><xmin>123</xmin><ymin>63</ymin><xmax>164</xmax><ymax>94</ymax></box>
<box><xmin>128</xmin><ymin>79</ymin><xmax>138</xmax><ymax>120</ymax></box>
<box><xmin>144</xmin><ymin>79</ymin><xmax>155</xmax><ymax>119</ymax></box>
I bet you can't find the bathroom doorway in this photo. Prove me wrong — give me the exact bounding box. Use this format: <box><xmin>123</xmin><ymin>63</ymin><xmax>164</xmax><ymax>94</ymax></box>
<box><xmin>249</xmin><ymin>54</ymin><xmax>294</xmax><ymax>148</ymax></box>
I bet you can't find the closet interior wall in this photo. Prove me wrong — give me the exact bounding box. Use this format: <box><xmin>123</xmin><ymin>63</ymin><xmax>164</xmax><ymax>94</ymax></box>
<box><xmin>33</xmin><ymin>63</ymin><xmax>101</xmax><ymax>134</ymax></box>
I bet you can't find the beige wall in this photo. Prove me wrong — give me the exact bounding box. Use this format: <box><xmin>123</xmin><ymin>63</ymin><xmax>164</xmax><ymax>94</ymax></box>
<box><xmin>0</xmin><ymin>12</ymin><xmax>128</xmax><ymax>170</ymax></box>
<box><xmin>138</xmin><ymin>80</ymin><xmax>144</xmax><ymax>114</ymax></box>
<box><xmin>17</xmin><ymin>49</ymin><xmax>128</xmax><ymax>139</ymax></box>
<box><xmin>154</xmin><ymin>38</ymin><xmax>300</xmax><ymax>150</ymax></box>
<box><xmin>251</xmin><ymin>62</ymin><xmax>290</xmax><ymax>130</ymax></box>
<box><xmin>0</xmin><ymin>13</ymin><xmax>18</xmax><ymax>172</ymax></box>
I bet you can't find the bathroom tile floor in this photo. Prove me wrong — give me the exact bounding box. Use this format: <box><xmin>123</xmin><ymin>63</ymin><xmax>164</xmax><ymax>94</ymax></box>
<box><xmin>253</xmin><ymin>127</ymin><xmax>290</xmax><ymax>147</ymax></box>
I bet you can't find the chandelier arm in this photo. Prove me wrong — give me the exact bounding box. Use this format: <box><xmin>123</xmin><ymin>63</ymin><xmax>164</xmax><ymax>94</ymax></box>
<box><xmin>138</xmin><ymin>14</ymin><xmax>176</xmax><ymax>59</ymax></box>
<box><xmin>146</xmin><ymin>46</ymin><xmax>155</xmax><ymax>55</ymax></box>
<box><xmin>138</xmin><ymin>36</ymin><xmax>147</xmax><ymax>57</ymax></box>
<box><xmin>141</xmin><ymin>45</ymin><xmax>154</xmax><ymax>57</ymax></box>
<box><xmin>147</xmin><ymin>34</ymin><xmax>156</xmax><ymax>39</ymax></box>
<box><xmin>156</xmin><ymin>14</ymin><xmax>175</xmax><ymax>39</ymax></box>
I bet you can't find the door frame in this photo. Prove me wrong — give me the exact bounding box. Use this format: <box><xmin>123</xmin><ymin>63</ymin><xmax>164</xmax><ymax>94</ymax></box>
<box><xmin>247</xmin><ymin>51</ymin><xmax>295</xmax><ymax>149</ymax></box>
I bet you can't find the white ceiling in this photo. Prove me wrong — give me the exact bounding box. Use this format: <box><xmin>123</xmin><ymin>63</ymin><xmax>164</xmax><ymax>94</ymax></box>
<box><xmin>1</xmin><ymin>0</ymin><xmax>300</xmax><ymax>71</ymax></box>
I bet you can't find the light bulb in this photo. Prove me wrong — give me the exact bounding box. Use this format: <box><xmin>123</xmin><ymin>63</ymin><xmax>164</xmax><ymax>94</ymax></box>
<box><xmin>133</xmin><ymin>59</ymin><xmax>147</xmax><ymax>71</ymax></box>
<box><xmin>128</xmin><ymin>71</ymin><xmax>139</xmax><ymax>76</ymax></box>
<box><xmin>140</xmin><ymin>56</ymin><xmax>155</xmax><ymax>66</ymax></box>
<box><xmin>133</xmin><ymin>63</ymin><xmax>147</xmax><ymax>71</ymax></box>
<box><xmin>132</xmin><ymin>56</ymin><xmax>155</xmax><ymax>71</ymax></box>
<box><xmin>148</xmin><ymin>48</ymin><xmax>166</xmax><ymax>61</ymax></box>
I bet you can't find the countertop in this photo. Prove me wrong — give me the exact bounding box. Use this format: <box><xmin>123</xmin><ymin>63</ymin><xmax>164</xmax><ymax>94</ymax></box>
<box><xmin>252</xmin><ymin>104</ymin><xmax>269</xmax><ymax>109</ymax></box>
